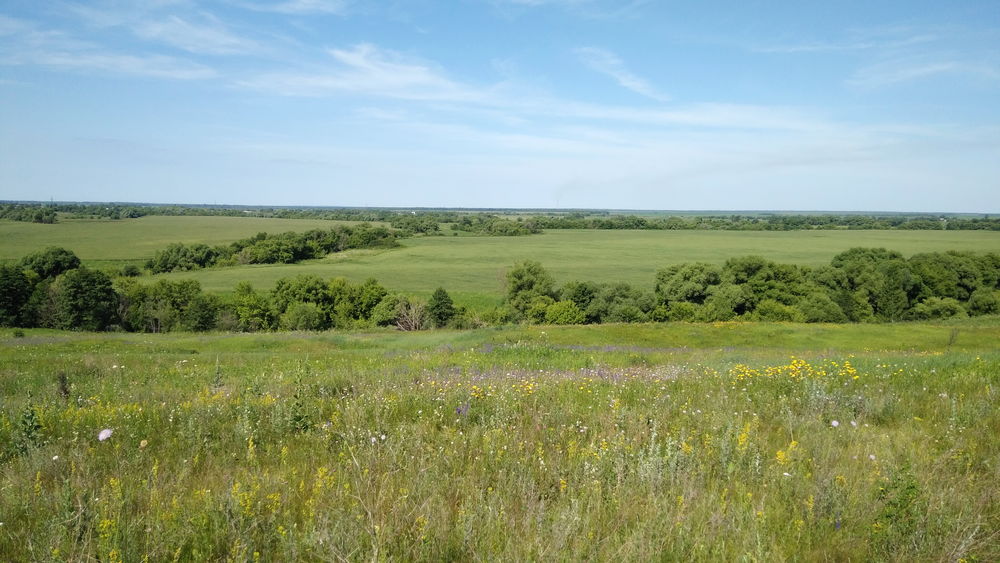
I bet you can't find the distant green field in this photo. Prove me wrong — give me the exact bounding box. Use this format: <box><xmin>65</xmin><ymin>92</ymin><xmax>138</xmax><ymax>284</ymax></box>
<box><xmin>4</xmin><ymin>217</ymin><xmax>1000</xmax><ymax>307</ymax></box>
<box><xmin>155</xmin><ymin>229</ymin><xmax>1000</xmax><ymax>306</ymax></box>
<box><xmin>0</xmin><ymin>216</ymin><xmax>369</xmax><ymax>267</ymax></box>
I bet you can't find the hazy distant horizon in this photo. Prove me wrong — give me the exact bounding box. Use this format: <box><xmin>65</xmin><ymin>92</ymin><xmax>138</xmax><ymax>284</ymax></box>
<box><xmin>4</xmin><ymin>199</ymin><xmax>996</xmax><ymax>217</ymax></box>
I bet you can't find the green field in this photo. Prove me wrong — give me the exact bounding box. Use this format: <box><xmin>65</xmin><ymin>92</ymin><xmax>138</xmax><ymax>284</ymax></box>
<box><xmin>2</xmin><ymin>322</ymin><xmax>998</xmax><ymax>560</ymax></box>
<box><xmin>152</xmin><ymin>229</ymin><xmax>1000</xmax><ymax>305</ymax></box>
<box><xmin>5</xmin><ymin>215</ymin><xmax>999</xmax><ymax>307</ymax></box>
<box><xmin>0</xmin><ymin>216</ymin><xmax>371</xmax><ymax>268</ymax></box>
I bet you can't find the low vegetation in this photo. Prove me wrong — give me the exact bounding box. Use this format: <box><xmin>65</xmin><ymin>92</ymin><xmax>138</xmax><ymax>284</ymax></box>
<box><xmin>2</xmin><ymin>246</ymin><xmax>998</xmax><ymax>333</ymax></box>
<box><xmin>1</xmin><ymin>324</ymin><xmax>997</xmax><ymax>560</ymax></box>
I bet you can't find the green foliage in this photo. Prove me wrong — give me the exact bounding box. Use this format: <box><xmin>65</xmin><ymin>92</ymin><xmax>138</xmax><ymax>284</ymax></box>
<box><xmin>117</xmin><ymin>279</ymin><xmax>216</xmax><ymax>332</ymax></box>
<box><xmin>19</xmin><ymin>246</ymin><xmax>81</xmax><ymax>279</ymax></box>
<box><xmin>750</xmin><ymin>299</ymin><xmax>805</xmax><ymax>322</ymax></box>
<box><xmin>369</xmin><ymin>294</ymin><xmax>407</xmax><ymax>327</ymax></box>
<box><xmin>280</xmin><ymin>302</ymin><xmax>326</xmax><ymax>331</ymax></box>
<box><xmin>655</xmin><ymin>262</ymin><xmax>722</xmax><ymax>306</ymax></box>
<box><xmin>797</xmin><ymin>291</ymin><xmax>849</xmax><ymax>323</ymax></box>
<box><xmin>967</xmin><ymin>288</ymin><xmax>1000</xmax><ymax>315</ymax></box>
<box><xmin>663</xmin><ymin>301</ymin><xmax>701</xmax><ymax>322</ymax></box>
<box><xmin>146</xmin><ymin>225</ymin><xmax>399</xmax><ymax>273</ymax></box>
<box><xmin>908</xmin><ymin>297</ymin><xmax>967</xmax><ymax>320</ymax></box>
<box><xmin>507</xmin><ymin>260</ymin><xmax>558</xmax><ymax>316</ymax></box>
<box><xmin>526</xmin><ymin>295</ymin><xmax>556</xmax><ymax>324</ymax></box>
<box><xmin>44</xmin><ymin>267</ymin><xmax>117</xmax><ymax>330</ymax></box>
<box><xmin>0</xmin><ymin>264</ymin><xmax>32</xmax><ymax>326</ymax></box>
<box><xmin>233</xmin><ymin>282</ymin><xmax>276</xmax><ymax>331</ymax></box>
<box><xmin>585</xmin><ymin>282</ymin><xmax>654</xmax><ymax>323</ymax></box>
<box><xmin>545</xmin><ymin>300</ymin><xmax>586</xmax><ymax>325</ymax></box>
<box><xmin>426</xmin><ymin>287</ymin><xmax>456</xmax><ymax>328</ymax></box>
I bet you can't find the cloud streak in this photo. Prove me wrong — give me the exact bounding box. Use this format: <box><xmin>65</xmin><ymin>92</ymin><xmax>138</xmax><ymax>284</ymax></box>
<box><xmin>574</xmin><ymin>46</ymin><xmax>667</xmax><ymax>101</ymax></box>
<box><xmin>133</xmin><ymin>14</ymin><xmax>259</xmax><ymax>55</ymax></box>
<box><xmin>0</xmin><ymin>15</ymin><xmax>215</xmax><ymax>79</ymax></box>
<box><xmin>236</xmin><ymin>0</ymin><xmax>351</xmax><ymax>15</ymax></box>
<box><xmin>238</xmin><ymin>43</ymin><xmax>485</xmax><ymax>100</ymax></box>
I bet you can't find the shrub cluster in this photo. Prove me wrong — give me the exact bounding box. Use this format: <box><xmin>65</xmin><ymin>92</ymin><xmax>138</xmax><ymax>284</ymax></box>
<box><xmin>145</xmin><ymin>225</ymin><xmax>399</xmax><ymax>273</ymax></box>
<box><xmin>2</xmin><ymin>246</ymin><xmax>998</xmax><ymax>333</ymax></box>
<box><xmin>504</xmin><ymin>248</ymin><xmax>1000</xmax><ymax>324</ymax></box>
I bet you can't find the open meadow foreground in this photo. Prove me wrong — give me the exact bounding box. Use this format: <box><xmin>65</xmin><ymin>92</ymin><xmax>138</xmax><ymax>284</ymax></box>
<box><xmin>2</xmin><ymin>322</ymin><xmax>998</xmax><ymax>561</ymax></box>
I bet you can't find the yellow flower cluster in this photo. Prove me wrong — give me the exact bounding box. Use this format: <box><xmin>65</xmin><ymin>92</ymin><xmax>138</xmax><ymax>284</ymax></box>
<box><xmin>729</xmin><ymin>357</ymin><xmax>862</xmax><ymax>385</ymax></box>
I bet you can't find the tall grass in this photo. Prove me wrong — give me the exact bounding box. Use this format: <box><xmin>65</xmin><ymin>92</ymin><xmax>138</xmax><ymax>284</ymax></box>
<box><xmin>1</xmin><ymin>323</ymin><xmax>997</xmax><ymax>560</ymax></box>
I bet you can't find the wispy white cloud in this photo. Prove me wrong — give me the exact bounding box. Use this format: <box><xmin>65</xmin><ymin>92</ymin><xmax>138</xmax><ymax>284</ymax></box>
<box><xmin>753</xmin><ymin>30</ymin><xmax>937</xmax><ymax>54</ymax></box>
<box><xmin>849</xmin><ymin>58</ymin><xmax>1000</xmax><ymax>87</ymax></box>
<box><xmin>574</xmin><ymin>46</ymin><xmax>667</xmax><ymax>101</ymax></box>
<box><xmin>491</xmin><ymin>0</ymin><xmax>648</xmax><ymax>19</ymax></box>
<box><xmin>0</xmin><ymin>15</ymin><xmax>215</xmax><ymax>79</ymax></box>
<box><xmin>133</xmin><ymin>14</ymin><xmax>259</xmax><ymax>55</ymax></box>
<box><xmin>238</xmin><ymin>43</ymin><xmax>485</xmax><ymax>100</ymax></box>
<box><xmin>235</xmin><ymin>0</ymin><xmax>351</xmax><ymax>15</ymax></box>
<box><xmin>65</xmin><ymin>2</ymin><xmax>261</xmax><ymax>55</ymax></box>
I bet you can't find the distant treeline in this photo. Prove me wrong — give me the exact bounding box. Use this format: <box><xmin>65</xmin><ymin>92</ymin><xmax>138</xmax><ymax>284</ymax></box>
<box><xmin>502</xmin><ymin>249</ymin><xmax>1000</xmax><ymax>325</ymax></box>
<box><xmin>3</xmin><ymin>202</ymin><xmax>998</xmax><ymax>231</ymax></box>
<box><xmin>522</xmin><ymin>213</ymin><xmax>1000</xmax><ymax>231</ymax></box>
<box><xmin>145</xmin><ymin>225</ymin><xmax>399</xmax><ymax>273</ymax></box>
<box><xmin>2</xmin><ymin>247</ymin><xmax>998</xmax><ymax>333</ymax></box>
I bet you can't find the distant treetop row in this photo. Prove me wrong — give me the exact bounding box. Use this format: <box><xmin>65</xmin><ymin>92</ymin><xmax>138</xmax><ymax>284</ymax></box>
<box><xmin>2</xmin><ymin>202</ymin><xmax>998</xmax><ymax>232</ymax></box>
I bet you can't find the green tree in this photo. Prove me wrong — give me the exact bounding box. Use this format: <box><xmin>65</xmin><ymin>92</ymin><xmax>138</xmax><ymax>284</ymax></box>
<box><xmin>908</xmin><ymin>297</ymin><xmax>967</xmax><ymax>320</ymax></box>
<box><xmin>426</xmin><ymin>287</ymin><xmax>456</xmax><ymax>328</ymax></box>
<box><xmin>233</xmin><ymin>282</ymin><xmax>275</xmax><ymax>331</ymax></box>
<box><xmin>654</xmin><ymin>263</ymin><xmax>722</xmax><ymax>306</ymax></box>
<box><xmin>545</xmin><ymin>300</ymin><xmax>586</xmax><ymax>325</ymax></box>
<box><xmin>0</xmin><ymin>264</ymin><xmax>32</xmax><ymax>326</ymax></box>
<box><xmin>965</xmin><ymin>288</ymin><xmax>999</xmax><ymax>316</ymax></box>
<box><xmin>280</xmin><ymin>302</ymin><xmax>326</xmax><ymax>331</ymax></box>
<box><xmin>48</xmin><ymin>268</ymin><xmax>117</xmax><ymax>330</ymax></box>
<box><xmin>20</xmin><ymin>247</ymin><xmax>80</xmax><ymax>279</ymax></box>
<box><xmin>506</xmin><ymin>261</ymin><xmax>557</xmax><ymax>316</ymax></box>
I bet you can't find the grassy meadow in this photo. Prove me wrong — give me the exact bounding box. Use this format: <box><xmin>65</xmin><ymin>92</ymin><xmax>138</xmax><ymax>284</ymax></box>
<box><xmin>1</xmin><ymin>322</ymin><xmax>998</xmax><ymax>560</ymax></box>
<box><xmin>4</xmin><ymin>217</ymin><xmax>1000</xmax><ymax>299</ymax></box>
<box><xmin>152</xmin><ymin>228</ymin><xmax>1000</xmax><ymax>306</ymax></box>
<box><xmin>0</xmin><ymin>216</ymin><xmax>372</xmax><ymax>270</ymax></box>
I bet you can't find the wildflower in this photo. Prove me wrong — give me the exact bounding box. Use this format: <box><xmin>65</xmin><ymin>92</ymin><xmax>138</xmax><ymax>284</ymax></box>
<box><xmin>782</xmin><ymin>472</ymin><xmax>791</xmax><ymax>477</ymax></box>
<box><xmin>830</xmin><ymin>420</ymin><xmax>840</xmax><ymax>428</ymax></box>
<box><xmin>868</xmin><ymin>454</ymin><xmax>876</xmax><ymax>461</ymax></box>
<box><xmin>850</xmin><ymin>421</ymin><xmax>857</xmax><ymax>427</ymax></box>
<box><xmin>456</xmin><ymin>403</ymin><xmax>470</xmax><ymax>416</ymax></box>
<box><xmin>139</xmin><ymin>440</ymin><xmax>148</xmax><ymax>449</ymax></box>
<box><xmin>52</xmin><ymin>455</ymin><xmax>59</xmax><ymax>461</ymax></box>
<box><xmin>98</xmin><ymin>429</ymin><xmax>113</xmax><ymax>441</ymax></box>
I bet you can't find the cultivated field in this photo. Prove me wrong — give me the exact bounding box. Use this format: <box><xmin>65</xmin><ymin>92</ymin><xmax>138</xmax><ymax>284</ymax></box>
<box><xmin>2</xmin><ymin>322</ymin><xmax>998</xmax><ymax>560</ymax></box>
<box><xmin>0</xmin><ymin>216</ymin><xmax>372</xmax><ymax>269</ymax></box>
<box><xmin>153</xmin><ymin>228</ymin><xmax>1000</xmax><ymax>304</ymax></box>
<box><xmin>5</xmin><ymin>216</ymin><xmax>1000</xmax><ymax>304</ymax></box>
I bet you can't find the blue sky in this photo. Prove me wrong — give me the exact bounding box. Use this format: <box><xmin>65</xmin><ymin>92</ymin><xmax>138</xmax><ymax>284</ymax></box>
<box><xmin>1</xmin><ymin>0</ymin><xmax>998</xmax><ymax>211</ymax></box>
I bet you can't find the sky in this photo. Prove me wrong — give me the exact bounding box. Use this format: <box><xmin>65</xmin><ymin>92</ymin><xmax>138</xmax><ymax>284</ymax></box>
<box><xmin>1</xmin><ymin>1</ymin><xmax>998</xmax><ymax>212</ymax></box>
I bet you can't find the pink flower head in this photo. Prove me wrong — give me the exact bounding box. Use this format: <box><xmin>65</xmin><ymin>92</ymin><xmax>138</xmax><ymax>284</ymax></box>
<box><xmin>98</xmin><ymin>429</ymin><xmax>113</xmax><ymax>441</ymax></box>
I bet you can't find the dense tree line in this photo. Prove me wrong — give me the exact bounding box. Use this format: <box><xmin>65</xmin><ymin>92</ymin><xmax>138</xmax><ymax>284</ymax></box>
<box><xmin>6</xmin><ymin>201</ymin><xmax>996</xmax><ymax>231</ymax></box>
<box><xmin>3</xmin><ymin>246</ymin><xmax>998</xmax><ymax>333</ymax></box>
<box><xmin>525</xmin><ymin>213</ymin><xmax>1000</xmax><ymax>231</ymax></box>
<box><xmin>503</xmin><ymin>249</ymin><xmax>1000</xmax><ymax>325</ymax></box>
<box><xmin>145</xmin><ymin>225</ymin><xmax>399</xmax><ymax>273</ymax></box>
<box><xmin>0</xmin><ymin>204</ymin><xmax>58</xmax><ymax>224</ymax></box>
<box><xmin>0</xmin><ymin>247</ymin><xmax>462</xmax><ymax>332</ymax></box>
